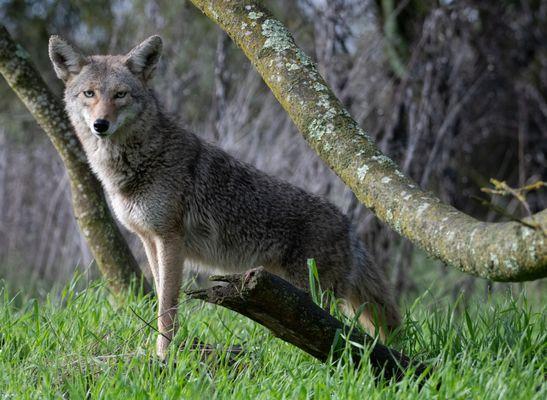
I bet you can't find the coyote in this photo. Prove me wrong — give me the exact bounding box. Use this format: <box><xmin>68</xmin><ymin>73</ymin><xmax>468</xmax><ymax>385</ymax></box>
<box><xmin>49</xmin><ymin>35</ymin><xmax>400</xmax><ymax>359</ymax></box>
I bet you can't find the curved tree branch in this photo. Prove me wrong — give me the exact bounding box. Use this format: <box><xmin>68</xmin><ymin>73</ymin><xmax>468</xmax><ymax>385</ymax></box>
<box><xmin>189</xmin><ymin>1</ymin><xmax>546</xmax><ymax>281</ymax></box>
<box><xmin>0</xmin><ymin>25</ymin><xmax>151</xmax><ymax>294</ymax></box>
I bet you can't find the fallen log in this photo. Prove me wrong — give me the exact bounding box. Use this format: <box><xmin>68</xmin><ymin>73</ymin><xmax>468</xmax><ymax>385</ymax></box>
<box><xmin>186</xmin><ymin>267</ymin><xmax>429</xmax><ymax>382</ymax></box>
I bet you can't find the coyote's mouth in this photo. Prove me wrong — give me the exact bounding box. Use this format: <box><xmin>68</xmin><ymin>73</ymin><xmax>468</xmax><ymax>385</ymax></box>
<box><xmin>93</xmin><ymin>131</ymin><xmax>111</xmax><ymax>139</ymax></box>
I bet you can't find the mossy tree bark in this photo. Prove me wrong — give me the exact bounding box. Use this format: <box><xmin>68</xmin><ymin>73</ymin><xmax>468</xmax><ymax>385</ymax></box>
<box><xmin>0</xmin><ymin>25</ymin><xmax>151</xmax><ymax>295</ymax></box>
<box><xmin>189</xmin><ymin>0</ymin><xmax>546</xmax><ymax>282</ymax></box>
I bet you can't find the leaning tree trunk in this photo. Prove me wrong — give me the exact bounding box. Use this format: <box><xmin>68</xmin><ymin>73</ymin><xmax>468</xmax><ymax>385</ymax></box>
<box><xmin>0</xmin><ymin>26</ymin><xmax>150</xmax><ymax>295</ymax></box>
<box><xmin>189</xmin><ymin>0</ymin><xmax>546</xmax><ymax>282</ymax></box>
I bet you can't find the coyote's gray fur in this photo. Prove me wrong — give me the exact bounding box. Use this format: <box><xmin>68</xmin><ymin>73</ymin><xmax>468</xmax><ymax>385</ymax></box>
<box><xmin>49</xmin><ymin>35</ymin><xmax>400</xmax><ymax>359</ymax></box>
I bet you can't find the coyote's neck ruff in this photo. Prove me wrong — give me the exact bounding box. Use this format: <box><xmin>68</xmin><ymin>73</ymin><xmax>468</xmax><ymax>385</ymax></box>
<box><xmin>49</xmin><ymin>35</ymin><xmax>400</xmax><ymax>360</ymax></box>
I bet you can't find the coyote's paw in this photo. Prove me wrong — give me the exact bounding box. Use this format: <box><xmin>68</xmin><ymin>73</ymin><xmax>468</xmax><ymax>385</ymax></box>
<box><xmin>156</xmin><ymin>334</ymin><xmax>172</xmax><ymax>361</ymax></box>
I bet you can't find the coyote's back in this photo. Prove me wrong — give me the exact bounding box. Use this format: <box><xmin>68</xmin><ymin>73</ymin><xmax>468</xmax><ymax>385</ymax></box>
<box><xmin>49</xmin><ymin>34</ymin><xmax>400</xmax><ymax>359</ymax></box>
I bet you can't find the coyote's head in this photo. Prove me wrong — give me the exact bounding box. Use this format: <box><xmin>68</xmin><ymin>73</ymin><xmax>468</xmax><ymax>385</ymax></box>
<box><xmin>48</xmin><ymin>35</ymin><xmax>162</xmax><ymax>139</ymax></box>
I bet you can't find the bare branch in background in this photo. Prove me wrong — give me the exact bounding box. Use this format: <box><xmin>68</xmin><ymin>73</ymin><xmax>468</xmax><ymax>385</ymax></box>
<box><xmin>211</xmin><ymin>29</ymin><xmax>230</xmax><ymax>140</ymax></box>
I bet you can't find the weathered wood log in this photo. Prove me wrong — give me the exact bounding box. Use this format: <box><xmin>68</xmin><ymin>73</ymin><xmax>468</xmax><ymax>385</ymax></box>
<box><xmin>186</xmin><ymin>267</ymin><xmax>428</xmax><ymax>382</ymax></box>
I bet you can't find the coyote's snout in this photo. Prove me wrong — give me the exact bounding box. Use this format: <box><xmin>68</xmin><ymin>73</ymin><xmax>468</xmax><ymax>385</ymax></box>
<box><xmin>49</xmin><ymin>34</ymin><xmax>401</xmax><ymax>360</ymax></box>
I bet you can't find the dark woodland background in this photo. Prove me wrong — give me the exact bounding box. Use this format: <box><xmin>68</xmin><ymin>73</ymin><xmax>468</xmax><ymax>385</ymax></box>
<box><xmin>0</xmin><ymin>0</ymin><xmax>545</xmax><ymax>300</ymax></box>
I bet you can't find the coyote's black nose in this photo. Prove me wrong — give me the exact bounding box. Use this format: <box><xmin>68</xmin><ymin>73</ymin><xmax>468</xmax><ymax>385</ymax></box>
<box><xmin>93</xmin><ymin>119</ymin><xmax>110</xmax><ymax>134</ymax></box>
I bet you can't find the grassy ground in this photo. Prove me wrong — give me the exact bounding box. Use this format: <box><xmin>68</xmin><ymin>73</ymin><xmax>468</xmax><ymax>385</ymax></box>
<box><xmin>0</xmin><ymin>272</ymin><xmax>545</xmax><ymax>400</ymax></box>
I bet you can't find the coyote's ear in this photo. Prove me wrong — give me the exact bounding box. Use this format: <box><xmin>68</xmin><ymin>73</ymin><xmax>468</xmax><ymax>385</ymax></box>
<box><xmin>48</xmin><ymin>36</ymin><xmax>85</xmax><ymax>82</ymax></box>
<box><xmin>125</xmin><ymin>35</ymin><xmax>162</xmax><ymax>80</ymax></box>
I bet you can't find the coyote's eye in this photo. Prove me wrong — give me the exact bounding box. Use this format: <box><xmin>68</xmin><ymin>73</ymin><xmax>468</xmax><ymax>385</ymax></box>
<box><xmin>83</xmin><ymin>90</ymin><xmax>95</xmax><ymax>98</ymax></box>
<box><xmin>114</xmin><ymin>91</ymin><xmax>127</xmax><ymax>99</ymax></box>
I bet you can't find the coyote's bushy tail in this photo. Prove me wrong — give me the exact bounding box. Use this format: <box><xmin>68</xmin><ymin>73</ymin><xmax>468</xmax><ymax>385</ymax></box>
<box><xmin>341</xmin><ymin>230</ymin><xmax>401</xmax><ymax>340</ymax></box>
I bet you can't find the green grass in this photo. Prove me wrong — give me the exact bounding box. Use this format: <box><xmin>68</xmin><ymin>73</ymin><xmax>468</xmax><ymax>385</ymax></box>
<box><xmin>0</xmin><ymin>276</ymin><xmax>545</xmax><ymax>399</ymax></box>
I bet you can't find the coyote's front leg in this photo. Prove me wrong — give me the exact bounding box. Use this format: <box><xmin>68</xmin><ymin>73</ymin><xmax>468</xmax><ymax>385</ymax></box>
<box><xmin>155</xmin><ymin>236</ymin><xmax>184</xmax><ymax>360</ymax></box>
<box><xmin>139</xmin><ymin>234</ymin><xmax>159</xmax><ymax>289</ymax></box>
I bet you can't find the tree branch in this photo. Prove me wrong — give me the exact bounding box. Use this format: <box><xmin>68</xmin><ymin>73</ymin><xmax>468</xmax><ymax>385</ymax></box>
<box><xmin>0</xmin><ymin>25</ymin><xmax>151</xmax><ymax>294</ymax></box>
<box><xmin>189</xmin><ymin>0</ymin><xmax>546</xmax><ymax>282</ymax></box>
<box><xmin>186</xmin><ymin>267</ymin><xmax>429</xmax><ymax>382</ymax></box>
